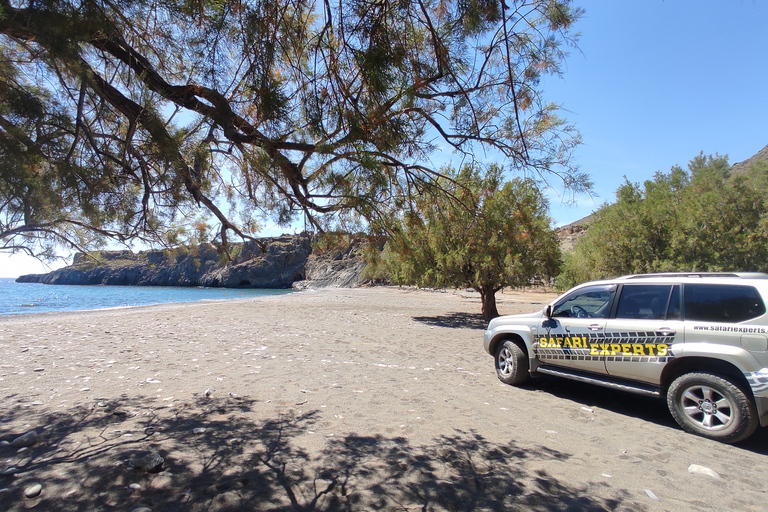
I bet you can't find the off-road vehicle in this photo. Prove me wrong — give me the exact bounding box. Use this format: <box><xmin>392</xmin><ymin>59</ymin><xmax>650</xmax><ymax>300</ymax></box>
<box><xmin>484</xmin><ymin>273</ymin><xmax>768</xmax><ymax>443</ymax></box>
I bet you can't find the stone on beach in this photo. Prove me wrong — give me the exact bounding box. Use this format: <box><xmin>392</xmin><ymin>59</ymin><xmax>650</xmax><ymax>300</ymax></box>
<box><xmin>10</xmin><ymin>430</ymin><xmax>38</xmax><ymax>448</ymax></box>
<box><xmin>129</xmin><ymin>452</ymin><xmax>164</xmax><ymax>473</ymax></box>
<box><xmin>23</xmin><ymin>483</ymin><xmax>42</xmax><ymax>498</ymax></box>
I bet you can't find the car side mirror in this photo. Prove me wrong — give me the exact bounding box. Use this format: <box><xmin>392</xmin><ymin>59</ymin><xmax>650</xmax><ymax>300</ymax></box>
<box><xmin>545</xmin><ymin>305</ymin><xmax>553</xmax><ymax>319</ymax></box>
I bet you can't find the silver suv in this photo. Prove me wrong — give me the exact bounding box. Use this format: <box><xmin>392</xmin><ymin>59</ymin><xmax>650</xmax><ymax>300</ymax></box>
<box><xmin>484</xmin><ymin>273</ymin><xmax>768</xmax><ymax>443</ymax></box>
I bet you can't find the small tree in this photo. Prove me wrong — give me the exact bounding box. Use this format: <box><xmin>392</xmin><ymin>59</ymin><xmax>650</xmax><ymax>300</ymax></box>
<box><xmin>384</xmin><ymin>164</ymin><xmax>561</xmax><ymax>321</ymax></box>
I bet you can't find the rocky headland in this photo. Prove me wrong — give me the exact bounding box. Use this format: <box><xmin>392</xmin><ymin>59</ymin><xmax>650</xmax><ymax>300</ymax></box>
<box><xmin>16</xmin><ymin>233</ymin><xmax>368</xmax><ymax>290</ymax></box>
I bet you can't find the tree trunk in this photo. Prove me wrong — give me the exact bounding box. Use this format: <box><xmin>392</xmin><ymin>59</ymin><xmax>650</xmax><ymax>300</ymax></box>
<box><xmin>478</xmin><ymin>285</ymin><xmax>500</xmax><ymax>322</ymax></box>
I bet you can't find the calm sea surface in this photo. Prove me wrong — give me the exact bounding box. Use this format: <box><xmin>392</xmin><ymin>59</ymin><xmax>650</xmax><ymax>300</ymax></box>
<box><xmin>0</xmin><ymin>278</ymin><xmax>293</xmax><ymax>316</ymax></box>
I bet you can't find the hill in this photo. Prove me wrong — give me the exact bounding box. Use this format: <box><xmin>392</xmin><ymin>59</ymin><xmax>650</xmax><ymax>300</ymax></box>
<box><xmin>731</xmin><ymin>143</ymin><xmax>768</xmax><ymax>174</ymax></box>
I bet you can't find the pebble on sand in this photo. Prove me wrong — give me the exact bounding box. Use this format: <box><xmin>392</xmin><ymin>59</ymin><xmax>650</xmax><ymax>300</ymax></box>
<box><xmin>24</xmin><ymin>483</ymin><xmax>42</xmax><ymax>498</ymax></box>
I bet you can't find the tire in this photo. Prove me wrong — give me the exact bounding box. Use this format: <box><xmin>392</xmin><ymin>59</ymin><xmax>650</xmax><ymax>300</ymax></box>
<box><xmin>667</xmin><ymin>372</ymin><xmax>758</xmax><ymax>443</ymax></box>
<box><xmin>494</xmin><ymin>340</ymin><xmax>529</xmax><ymax>386</ymax></box>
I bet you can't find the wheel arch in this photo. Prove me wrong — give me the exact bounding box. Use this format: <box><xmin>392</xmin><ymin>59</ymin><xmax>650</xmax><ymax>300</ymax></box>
<box><xmin>489</xmin><ymin>332</ymin><xmax>529</xmax><ymax>360</ymax></box>
<box><xmin>661</xmin><ymin>357</ymin><xmax>754</xmax><ymax>398</ymax></box>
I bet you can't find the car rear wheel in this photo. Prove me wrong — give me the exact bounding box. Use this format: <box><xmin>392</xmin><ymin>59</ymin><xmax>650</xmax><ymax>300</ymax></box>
<box><xmin>494</xmin><ymin>340</ymin><xmax>529</xmax><ymax>386</ymax></box>
<box><xmin>667</xmin><ymin>372</ymin><xmax>758</xmax><ymax>444</ymax></box>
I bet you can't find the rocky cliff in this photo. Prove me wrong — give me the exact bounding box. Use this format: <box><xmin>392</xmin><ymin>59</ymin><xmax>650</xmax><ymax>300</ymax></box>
<box><xmin>16</xmin><ymin>233</ymin><xmax>368</xmax><ymax>289</ymax></box>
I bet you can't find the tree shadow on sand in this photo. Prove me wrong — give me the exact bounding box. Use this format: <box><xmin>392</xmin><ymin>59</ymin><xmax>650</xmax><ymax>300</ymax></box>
<box><xmin>0</xmin><ymin>395</ymin><xmax>640</xmax><ymax>511</ymax></box>
<box><xmin>412</xmin><ymin>312</ymin><xmax>487</xmax><ymax>330</ymax></box>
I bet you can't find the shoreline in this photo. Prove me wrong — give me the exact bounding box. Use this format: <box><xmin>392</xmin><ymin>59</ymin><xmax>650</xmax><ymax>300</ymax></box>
<box><xmin>1</xmin><ymin>287</ymin><xmax>766</xmax><ymax>511</ymax></box>
<box><xmin>0</xmin><ymin>278</ymin><xmax>302</xmax><ymax>319</ymax></box>
<box><xmin>0</xmin><ymin>283</ymin><xmax>554</xmax><ymax>320</ymax></box>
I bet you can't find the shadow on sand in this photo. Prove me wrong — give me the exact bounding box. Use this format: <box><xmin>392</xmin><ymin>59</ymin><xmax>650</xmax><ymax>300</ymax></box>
<box><xmin>412</xmin><ymin>312</ymin><xmax>488</xmax><ymax>330</ymax></box>
<box><xmin>0</xmin><ymin>395</ymin><xmax>636</xmax><ymax>512</ymax></box>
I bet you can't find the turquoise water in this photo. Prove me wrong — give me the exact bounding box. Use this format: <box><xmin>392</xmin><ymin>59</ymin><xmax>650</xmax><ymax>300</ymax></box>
<box><xmin>0</xmin><ymin>278</ymin><xmax>293</xmax><ymax>316</ymax></box>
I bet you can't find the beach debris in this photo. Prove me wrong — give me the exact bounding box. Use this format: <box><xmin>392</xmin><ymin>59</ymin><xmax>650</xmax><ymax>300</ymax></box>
<box><xmin>204</xmin><ymin>387</ymin><xmax>214</xmax><ymax>397</ymax></box>
<box><xmin>128</xmin><ymin>483</ymin><xmax>142</xmax><ymax>490</ymax></box>
<box><xmin>581</xmin><ymin>407</ymin><xmax>594</xmax><ymax>413</ymax></box>
<box><xmin>644</xmin><ymin>489</ymin><xmax>659</xmax><ymax>501</ymax></box>
<box><xmin>11</xmin><ymin>430</ymin><xmax>38</xmax><ymax>448</ymax></box>
<box><xmin>131</xmin><ymin>507</ymin><xmax>152</xmax><ymax>512</ymax></box>
<box><xmin>688</xmin><ymin>464</ymin><xmax>721</xmax><ymax>479</ymax></box>
<box><xmin>146</xmin><ymin>378</ymin><xmax>161</xmax><ymax>384</ymax></box>
<box><xmin>192</xmin><ymin>427</ymin><xmax>207</xmax><ymax>434</ymax></box>
<box><xmin>24</xmin><ymin>482</ymin><xmax>42</xmax><ymax>498</ymax></box>
<box><xmin>129</xmin><ymin>452</ymin><xmax>164</xmax><ymax>473</ymax></box>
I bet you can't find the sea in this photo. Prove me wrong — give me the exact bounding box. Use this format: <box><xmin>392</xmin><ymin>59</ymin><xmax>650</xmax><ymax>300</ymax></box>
<box><xmin>0</xmin><ymin>277</ymin><xmax>294</xmax><ymax>316</ymax></box>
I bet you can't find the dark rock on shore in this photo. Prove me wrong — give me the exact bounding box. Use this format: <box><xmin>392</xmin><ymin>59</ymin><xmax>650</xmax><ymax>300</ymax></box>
<box><xmin>16</xmin><ymin>234</ymin><xmax>340</xmax><ymax>289</ymax></box>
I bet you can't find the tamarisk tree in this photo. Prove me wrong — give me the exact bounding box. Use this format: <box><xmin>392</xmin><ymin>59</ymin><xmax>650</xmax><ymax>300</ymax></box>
<box><xmin>384</xmin><ymin>164</ymin><xmax>561</xmax><ymax>321</ymax></box>
<box><xmin>0</xmin><ymin>0</ymin><xmax>586</xmax><ymax>259</ymax></box>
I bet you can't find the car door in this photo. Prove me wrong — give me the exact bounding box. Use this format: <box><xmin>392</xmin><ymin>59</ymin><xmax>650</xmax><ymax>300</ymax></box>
<box><xmin>605</xmin><ymin>284</ymin><xmax>683</xmax><ymax>384</ymax></box>
<box><xmin>535</xmin><ymin>284</ymin><xmax>616</xmax><ymax>375</ymax></box>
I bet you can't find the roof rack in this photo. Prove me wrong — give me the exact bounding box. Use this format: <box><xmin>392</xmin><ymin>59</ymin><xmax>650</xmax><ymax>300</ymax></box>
<box><xmin>620</xmin><ymin>272</ymin><xmax>768</xmax><ymax>279</ymax></box>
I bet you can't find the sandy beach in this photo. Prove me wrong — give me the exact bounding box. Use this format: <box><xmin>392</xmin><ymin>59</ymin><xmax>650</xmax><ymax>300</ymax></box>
<box><xmin>0</xmin><ymin>287</ymin><xmax>766</xmax><ymax>511</ymax></box>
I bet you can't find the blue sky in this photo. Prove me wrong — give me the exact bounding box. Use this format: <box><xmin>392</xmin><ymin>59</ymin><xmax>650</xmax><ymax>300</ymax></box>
<box><xmin>544</xmin><ymin>0</ymin><xmax>768</xmax><ymax>226</ymax></box>
<box><xmin>2</xmin><ymin>0</ymin><xmax>767</xmax><ymax>278</ymax></box>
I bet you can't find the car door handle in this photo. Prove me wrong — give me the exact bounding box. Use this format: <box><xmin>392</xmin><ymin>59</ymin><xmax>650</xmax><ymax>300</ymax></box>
<box><xmin>655</xmin><ymin>328</ymin><xmax>676</xmax><ymax>337</ymax></box>
<box><xmin>588</xmin><ymin>324</ymin><xmax>603</xmax><ymax>331</ymax></box>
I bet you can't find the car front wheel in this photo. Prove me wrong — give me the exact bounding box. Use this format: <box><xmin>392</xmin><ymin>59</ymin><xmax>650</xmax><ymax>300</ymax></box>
<box><xmin>494</xmin><ymin>340</ymin><xmax>529</xmax><ymax>386</ymax></box>
<box><xmin>667</xmin><ymin>372</ymin><xmax>758</xmax><ymax>444</ymax></box>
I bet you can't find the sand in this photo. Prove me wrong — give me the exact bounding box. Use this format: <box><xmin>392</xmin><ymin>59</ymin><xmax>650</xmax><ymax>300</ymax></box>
<box><xmin>0</xmin><ymin>286</ymin><xmax>766</xmax><ymax>511</ymax></box>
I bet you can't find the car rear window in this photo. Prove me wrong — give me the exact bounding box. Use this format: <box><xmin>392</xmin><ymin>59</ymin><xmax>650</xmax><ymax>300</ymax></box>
<box><xmin>615</xmin><ymin>285</ymin><xmax>674</xmax><ymax>319</ymax></box>
<box><xmin>683</xmin><ymin>284</ymin><xmax>766</xmax><ymax>323</ymax></box>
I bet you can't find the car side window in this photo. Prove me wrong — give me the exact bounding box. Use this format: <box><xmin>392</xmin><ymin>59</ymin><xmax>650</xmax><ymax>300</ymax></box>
<box><xmin>552</xmin><ymin>285</ymin><xmax>616</xmax><ymax>319</ymax></box>
<box><xmin>615</xmin><ymin>284</ymin><xmax>674</xmax><ymax>320</ymax></box>
<box><xmin>684</xmin><ymin>284</ymin><xmax>766</xmax><ymax>323</ymax></box>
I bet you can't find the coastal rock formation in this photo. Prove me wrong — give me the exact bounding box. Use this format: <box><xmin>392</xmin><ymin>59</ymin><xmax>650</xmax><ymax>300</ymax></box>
<box><xmin>17</xmin><ymin>234</ymin><xmax>315</xmax><ymax>289</ymax></box>
<box><xmin>16</xmin><ymin>233</ymin><xmax>371</xmax><ymax>289</ymax></box>
<box><xmin>293</xmin><ymin>238</ymin><xmax>368</xmax><ymax>290</ymax></box>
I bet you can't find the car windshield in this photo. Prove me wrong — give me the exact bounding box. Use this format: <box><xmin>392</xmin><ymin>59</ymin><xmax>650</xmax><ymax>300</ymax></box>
<box><xmin>552</xmin><ymin>285</ymin><xmax>616</xmax><ymax>318</ymax></box>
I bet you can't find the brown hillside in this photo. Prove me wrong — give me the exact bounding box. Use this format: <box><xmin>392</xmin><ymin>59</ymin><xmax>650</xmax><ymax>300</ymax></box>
<box><xmin>731</xmin><ymin>143</ymin><xmax>768</xmax><ymax>174</ymax></box>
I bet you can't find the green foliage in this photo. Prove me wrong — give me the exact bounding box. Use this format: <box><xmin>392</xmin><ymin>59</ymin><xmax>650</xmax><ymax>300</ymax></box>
<box><xmin>0</xmin><ymin>0</ymin><xmax>586</xmax><ymax>261</ymax></box>
<box><xmin>384</xmin><ymin>163</ymin><xmax>561</xmax><ymax>320</ymax></box>
<box><xmin>559</xmin><ymin>154</ymin><xmax>768</xmax><ymax>288</ymax></box>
